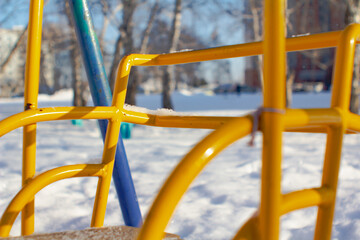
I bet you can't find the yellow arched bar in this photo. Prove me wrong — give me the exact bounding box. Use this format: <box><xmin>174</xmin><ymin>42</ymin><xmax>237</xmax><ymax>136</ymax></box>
<box><xmin>136</xmin><ymin>117</ymin><xmax>253</xmax><ymax>240</ymax></box>
<box><xmin>0</xmin><ymin>164</ymin><xmax>105</xmax><ymax>237</ymax></box>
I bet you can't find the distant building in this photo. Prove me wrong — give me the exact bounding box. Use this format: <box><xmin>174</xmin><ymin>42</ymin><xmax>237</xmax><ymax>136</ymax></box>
<box><xmin>0</xmin><ymin>26</ymin><xmax>70</xmax><ymax>97</ymax></box>
<box><xmin>0</xmin><ymin>27</ymin><xmax>26</xmax><ymax>97</ymax></box>
<box><xmin>243</xmin><ymin>0</ymin><xmax>346</xmax><ymax>91</ymax></box>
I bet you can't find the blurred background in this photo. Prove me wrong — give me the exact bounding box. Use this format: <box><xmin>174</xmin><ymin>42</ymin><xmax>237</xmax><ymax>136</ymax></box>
<box><xmin>0</xmin><ymin>0</ymin><xmax>359</xmax><ymax>111</ymax></box>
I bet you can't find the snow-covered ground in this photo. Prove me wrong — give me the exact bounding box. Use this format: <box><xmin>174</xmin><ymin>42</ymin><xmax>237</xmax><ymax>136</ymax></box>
<box><xmin>1</xmin><ymin>90</ymin><xmax>360</xmax><ymax>239</ymax></box>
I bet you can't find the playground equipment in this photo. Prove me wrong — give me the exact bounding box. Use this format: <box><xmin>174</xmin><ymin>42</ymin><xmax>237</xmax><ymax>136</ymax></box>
<box><xmin>1</xmin><ymin>0</ymin><xmax>360</xmax><ymax>239</ymax></box>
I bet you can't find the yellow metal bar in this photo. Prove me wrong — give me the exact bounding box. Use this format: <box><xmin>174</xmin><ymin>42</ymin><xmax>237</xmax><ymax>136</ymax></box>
<box><xmin>314</xmin><ymin>24</ymin><xmax>360</xmax><ymax>240</ymax></box>
<box><xmin>22</xmin><ymin>0</ymin><xmax>44</xmax><ymax>235</ymax></box>
<box><xmin>232</xmin><ymin>214</ymin><xmax>260</xmax><ymax>240</ymax></box>
<box><xmin>232</xmin><ymin>187</ymin><xmax>334</xmax><ymax>239</ymax></box>
<box><xmin>91</xmin><ymin>120</ymin><xmax>120</xmax><ymax>227</ymax></box>
<box><xmin>281</xmin><ymin>188</ymin><xmax>334</xmax><ymax>215</ymax></box>
<box><xmin>347</xmin><ymin>112</ymin><xmax>360</xmax><ymax>133</ymax></box>
<box><xmin>284</xmin><ymin>108</ymin><xmax>341</xmax><ymax>128</ymax></box>
<box><xmin>90</xmin><ymin>55</ymin><xmax>131</xmax><ymax>227</ymax></box>
<box><xmin>137</xmin><ymin>117</ymin><xmax>253</xmax><ymax>240</ymax></box>
<box><xmin>108</xmin><ymin>31</ymin><xmax>342</xmax><ymax>70</ymax></box>
<box><xmin>259</xmin><ymin>1</ymin><xmax>286</xmax><ymax>240</ymax></box>
<box><xmin>0</xmin><ymin>164</ymin><xmax>105</xmax><ymax>237</ymax></box>
<box><xmin>331</xmin><ymin>25</ymin><xmax>360</xmax><ymax>110</ymax></box>
<box><xmin>122</xmin><ymin>108</ymin><xmax>233</xmax><ymax>129</ymax></box>
<box><xmin>0</xmin><ymin>106</ymin><xmax>345</xmax><ymax>140</ymax></box>
<box><xmin>0</xmin><ymin>107</ymin><xmax>117</xmax><ymax>137</ymax></box>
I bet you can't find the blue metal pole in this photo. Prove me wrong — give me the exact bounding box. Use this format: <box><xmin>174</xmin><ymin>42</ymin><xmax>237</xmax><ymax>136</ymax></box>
<box><xmin>68</xmin><ymin>0</ymin><xmax>142</xmax><ymax>227</ymax></box>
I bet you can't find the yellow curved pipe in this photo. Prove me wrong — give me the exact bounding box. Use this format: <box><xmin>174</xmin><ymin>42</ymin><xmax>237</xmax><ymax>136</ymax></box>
<box><xmin>232</xmin><ymin>187</ymin><xmax>334</xmax><ymax>239</ymax></box>
<box><xmin>232</xmin><ymin>214</ymin><xmax>260</xmax><ymax>240</ymax></box>
<box><xmin>0</xmin><ymin>164</ymin><xmax>105</xmax><ymax>237</ymax></box>
<box><xmin>137</xmin><ymin>116</ymin><xmax>253</xmax><ymax>240</ymax></box>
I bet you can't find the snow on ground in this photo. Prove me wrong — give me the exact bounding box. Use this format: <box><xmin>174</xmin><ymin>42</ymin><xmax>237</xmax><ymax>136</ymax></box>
<box><xmin>0</xmin><ymin>90</ymin><xmax>360</xmax><ymax>239</ymax></box>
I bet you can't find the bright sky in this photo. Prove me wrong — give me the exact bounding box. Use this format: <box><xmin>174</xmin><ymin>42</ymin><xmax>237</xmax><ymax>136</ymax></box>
<box><xmin>1</xmin><ymin>0</ymin><xmax>246</xmax><ymax>84</ymax></box>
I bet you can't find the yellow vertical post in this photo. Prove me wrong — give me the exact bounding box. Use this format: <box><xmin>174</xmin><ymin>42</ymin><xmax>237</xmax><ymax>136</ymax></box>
<box><xmin>314</xmin><ymin>24</ymin><xmax>360</xmax><ymax>240</ymax></box>
<box><xmin>260</xmin><ymin>0</ymin><xmax>286</xmax><ymax>240</ymax></box>
<box><xmin>90</xmin><ymin>55</ymin><xmax>131</xmax><ymax>227</ymax></box>
<box><xmin>22</xmin><ymin>0</ymin><xmax>44</xmax><ymax>235</ymax></box>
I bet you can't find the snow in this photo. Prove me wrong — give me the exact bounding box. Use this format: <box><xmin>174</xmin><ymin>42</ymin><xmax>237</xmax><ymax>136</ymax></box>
<box><xmin>1</xmin><ymin>90</ymin><xmax>360</xmax><ymax>239</ymax></box>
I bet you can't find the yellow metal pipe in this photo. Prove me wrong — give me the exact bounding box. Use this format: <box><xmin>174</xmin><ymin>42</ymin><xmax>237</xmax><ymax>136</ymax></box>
<box><xmin>0</xmin><ymin>106</ymin><xmax>345</xmax><ymax>140</ymax></box>
<box><xmin>122</xmin><ymin>109</ymin><xmax>233</xmax><ymax>129</ymax></box>
<box><xmin>108</xmin><ymin>31</ymin><xmax>343</xmax><ymax>72</ymax></box>
<box><xmin>91</xmin><ymin>71</ymin><xmax>126</xmax><ymax>227</ymax></box>
<box><xmin>137</xmin><ymin>116</ymin><xmax>253</xmax><ymax>240</ymax></box>
<box><xmin>24</xmin><ymin>0</ymin><xmax>43</xmax><ymax>109</ymax></box>
<box><xmin>314</xmin><ymin>126</ymin><xmax>345</xmax><ymax>240</ymax></box>
<box><xmin>233</xmin><ymin>186</ymin><xmax>334</xmax><ymax>240</ymax></box>
<box><xmin>284</xmin><ymin>108</ymin><xmax>341</xmax><ymax>128</ymax></box>
<box><xmin>0</xmin><ymin>107</ymin><xmax>116</xmax><ymax>137</ymax></box>
<box><xmin>314</xmin><ymin>24</ymin><xmax>360</xmax><ymax>240</ymax></box>
<box><xmin>331</xmin><ymin>24</ymin><xmax>360</xmax><ymax>110</ymax></box>
<box><xmin>347</xmin><ymin>113</ymin><xmax>360</xmax><ymax>133</ymax></box>
<box><xmin>315</xmin><ymin>24</ymin><xmax>360</xmax><ymax>239</ymax></box>
<box><xmin>22</xmin><ymin>0</ymin><xmax>44</xmax><ymax>235</ymax></box>
<box><xmin>0</xmin><ymin>164</ymin><xmax>105</xmax><ymax>237</ymax></box>
<box><xmin>232</xmin><ymin>214</ymin><xmax>260</xmax><ymax>240</ymax></box>
<box><xmin>91</xmin><ymin>120</ymin><xmax>120</xmax><ymax>227</ymax></box>
<box><xmin>259</xmin><ymin>1</ymin><xmax>286</xmax><ymax>240</ymax></box>
<box><xmin>281</xmin><ymin>188</ymin><xmax>334</xmax><ymax>215</ymax></box>
<box><xmin>123</xmin><ymin>108</ymin><xmax>342</xmax><ymax>130</ymax></box>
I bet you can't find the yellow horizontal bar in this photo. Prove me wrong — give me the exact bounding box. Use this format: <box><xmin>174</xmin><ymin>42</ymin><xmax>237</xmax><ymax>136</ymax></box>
<box><xmin>0</xmin><ymin>164</ymin><xmax>105</xmax><ymax>237</ymax></box>
<box><xmin>123</xmin><ymin>108</ymin><xmax>342</xmax><ymax>130</ymax></box>
<box><xmin>284</xmin><ymin>108</ymin><xmax>342</xmax><ymax>129</ymax></box>
<box><xmin>347</xmin><ymin>112</ymin><xmax>360</xmax><ymax>133</ymax></box>
<box><xmin>0</xmin><ymin>107</ymin><xmax>116</xmax><ymax>137</ymax></box>
<box><xmin>281</xmin><ymin>187</ymin><xmax>334</xmax><ymax>215</ymax></box>
<box><xmin>285</xmin><ymin>126</ymin><xmax>329</xmax><ymax>133</ymax></box>
<box><xmin>0</xmin><ymin>106</ymin><xmax>348</xmax><ymax>139</ymax></box>
<box><xmin>120</xmin><ymin>31</ymin><xmax>343</xmax><ymax>68</ymax></box>
<box><xmin>122</xmin><ymin>109</ymin><xmax>233</xmax><ymax>129</ymax></box>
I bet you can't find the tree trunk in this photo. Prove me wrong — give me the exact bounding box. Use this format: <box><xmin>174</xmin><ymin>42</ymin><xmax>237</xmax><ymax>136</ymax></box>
<box><xmin>162</xmin><ymin>66</ymin><xmax>174</xmax><ymax>109</ymax></box>
<box><xmin>65</xmin><ymin>1</ymin><xmax>87</xmax><ymax>107</ymax></box>
<box><xmin>140</xmin><ymin>0</ymin><xmax>159</xmax><ymax>54</ymax></box>
<box><xmin>162</xmin><ymin>0</ymin><xmax>182</xmax><ymax>109</ymax></box>
<box><xmin>124</xmin><ymin>0</ymin><xmax>159</xmax><ymax>105</ymax></box>
<box><xmin>109</xmin><ymin>35</ymin><xmax>123</xmax><ymax>93</ymax></box>
<box><xmin>109</xmin><ymin>0</ymin><xmax>137</xmax><ymax>97</ymax></box>
<box><xmin>70</xmin><ymin>45</ymin><xmax>84</xmax><ymax>106</ymax></box>
<box><xmin>346</xmin><ymin>0</ymin><xmax>360</xmax><ymax>113</ymax></box>
<box><xmin>286</xmin><ymin>70</ymin><xmax>295</xmax><ymax>107</ymax></box>
<box><xmin>249</xmin><ymin>0</ymin><xmax>264</xmax><ymax>91</ymax></box>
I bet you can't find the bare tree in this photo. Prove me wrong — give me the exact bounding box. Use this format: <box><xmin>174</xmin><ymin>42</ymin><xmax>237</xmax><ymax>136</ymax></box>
<box><xmin>346</xmin><ymin>0</ymin><xmax>360</xmax><ymax>113</ymax></box>
<box><xmin>65</xmin><ymin>1</ymin><xmax>88</xmax><ymax>106</ymax></box>
<box><xmin>140</xmin><ymin>0</ymin><xmax>159</xmax><ymax>54</ymax></box>
<box><xmin>125</xmin><ymin>0</ymin><xmax>159</xmax><ymax>105</ymax></box>
<box><xmin>98</xmin><ymin>0</ymin><xmax>123</xmax><ymax>50</ymax></box>
<box><xmin>109</xmin><ymin>0</ymin><xmax>138</xmax><ymax>95</ymax></box>
<box><xmin>162</xmin><ymin>0</ymin><xmax>182</xmax><ymax>109</ymax></box>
